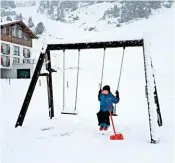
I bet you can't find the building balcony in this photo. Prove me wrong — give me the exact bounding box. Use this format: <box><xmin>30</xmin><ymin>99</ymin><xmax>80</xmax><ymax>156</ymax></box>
<box><xmin>23</xmin><ymin>58</ymin><xmax>36</xmax><ymax>64</ymax></box>
<box><xmin>12</xmin><ymin>58</ymin><xmax>36</xmax><ymax>65</ymax></box>
<box><xmin>1</xmin><ymin>34</ymin><xmax>32</xmax><ymax>47</ymax></box>
<box><xmin>0</xmin><ymin>55</ymin><xmax>36</xmax><ymax>69</ymax></box>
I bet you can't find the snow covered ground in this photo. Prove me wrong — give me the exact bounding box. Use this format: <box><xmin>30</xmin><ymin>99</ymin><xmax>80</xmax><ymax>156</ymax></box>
<box><xmin>0</xmin><ymin>4</ymin><xmax>174</xmax><ymax>163</ymax></box>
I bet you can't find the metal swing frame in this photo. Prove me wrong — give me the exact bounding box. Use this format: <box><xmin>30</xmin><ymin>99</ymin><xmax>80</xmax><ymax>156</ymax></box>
<box><xmin>15</xmin><ymin>39</ymin><xmax>163</xmax><ymax>143</ymax></box>
<box><xmin>63</xmin><ymin>46</ymin><xmax>125</xmax><ymax>116</ymax></box>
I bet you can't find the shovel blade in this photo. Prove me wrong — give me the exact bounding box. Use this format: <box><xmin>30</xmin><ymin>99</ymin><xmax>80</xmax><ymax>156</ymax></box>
<box><xmin>110</xmin><ymin>133</ymin><xmax>124</xmax><ymax>140</ymax></box>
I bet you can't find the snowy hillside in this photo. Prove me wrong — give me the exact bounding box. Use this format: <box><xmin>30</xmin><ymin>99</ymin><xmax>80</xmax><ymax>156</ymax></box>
<box><xmin>4</xmin><ymin>2</ymin><xmax>172</xmax><ymax>58</ymax></box>
<box><xmin>0</xmin><ymin>3</ymin><xmax>174</xmax><ymax>163</ymax></box>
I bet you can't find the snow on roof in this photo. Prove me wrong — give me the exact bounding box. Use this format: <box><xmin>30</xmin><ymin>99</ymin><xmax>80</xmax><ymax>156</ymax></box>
<box><xmin>44</xmin><ymin>30</ymin><xmax>143</xmax><ymax>45</ymax></box>
<box><xmin>0</xmin><ymin>20</ymin><xmax>21</xmax><ymax>26</ymax></box>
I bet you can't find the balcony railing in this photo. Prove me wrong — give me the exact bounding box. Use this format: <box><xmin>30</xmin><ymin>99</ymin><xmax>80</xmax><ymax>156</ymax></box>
<box><xmin>1</xmin><ymin>34</ymin><xmax>32</xmax><ymax>47</ymax></box>
<box><xmin>12</xmin><ymin>58</ymin><xmax>36</xmax><ymax>65</ymax></box>
<box><xmin>1</xmin><ymin>55</ymin><xmax>36</xmax><ymax>68</ymax></box>
<box><xmin>23</xmin><ymin>58</ymin><xmax>36</xmax><ymax>64</ymax></box>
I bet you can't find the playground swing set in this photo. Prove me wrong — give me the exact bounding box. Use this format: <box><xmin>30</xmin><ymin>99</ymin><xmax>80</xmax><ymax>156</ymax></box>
<box><xmin>15</xmin><ymin>39</ymin><xmax>163</xmax><ymax>143</ymax></box>
<box><xmin>61</xmin><ymin>45</ymin><xmax>124</xmax><ymax>116</ymax></box>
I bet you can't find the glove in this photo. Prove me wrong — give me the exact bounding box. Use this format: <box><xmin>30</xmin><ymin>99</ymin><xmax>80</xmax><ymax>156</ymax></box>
<box><xmin>99</xmin><ymin>89</ymin><xmax>102</xmax><ymax>95</ymax></box>
<box><xmin>98</xmin><ymin>89</ymin><xmax>102</xmax><ymax>101</ymax></box>
<box><xmin>115</xmin><ymin>90</ymin><xmax>119</xmax><ymax>99</ymax></box>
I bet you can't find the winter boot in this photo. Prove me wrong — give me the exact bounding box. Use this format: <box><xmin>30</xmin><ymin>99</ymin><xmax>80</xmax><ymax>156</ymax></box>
<box><xmin>99</xmin><ymin>126</ymin><xmax>103</xmax><ymax>131</ymax></box>
<box><xmin>103</xmin><ymin>127</ymin><xmax>108</xmax><ymax>131</ymax></box>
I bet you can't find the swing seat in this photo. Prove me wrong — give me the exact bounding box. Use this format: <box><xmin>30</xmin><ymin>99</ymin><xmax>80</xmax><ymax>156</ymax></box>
<box><xmin>110</xmin><ymin>133</ymin><xmax>124</xmax><ymax>140</ymax></box>
<box><xmin>61</xmin><ymin>112</ymin><xmax>78</xmax><ymax>115</ymax></box>
<box><xmin>61</xmin><ymin>109</ymin><xmax>78</xmax><ymax>115</ymax></box>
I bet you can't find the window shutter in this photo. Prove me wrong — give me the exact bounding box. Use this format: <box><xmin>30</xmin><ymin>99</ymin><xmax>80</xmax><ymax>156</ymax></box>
<box><xmin>7</xmin><ymin>27</ymin><xmax>9</xmax><ymax>35</ymax></box>
<box><xmin>1</xmin><ymin>45</ymin><xmax>3</xmax><ymax>53</ymax></box>
<box><xmin>28</xmin><ymin>50</ymin><xmax>30</xmax><ymax>58</ymax></box>
<box><xmin>18</xmin><ymin>47</ymin><xmax>20</xmax><ymax>56</ymax></box>
<box><xmin>23</xmin><ymin>49</ymin><xmax>25</xmax><ymax>57</ymax></box>
<box><xmin>1</xmin><ymin>57</ymin><xmax>3</xmax><ymax>66</ymax></box>
<box><xmin>0</xmin><ymin>56</ymin><xmax>2</xmax><ymax>65</ymax></box>
<box><xmin>8</xmin><ymin>58</ymin><xmax>10</xmax><ymax>66</ymax></box>
<box><xmin>8</xmin><ymin>46</ymin><xmax>10</xmax><ymax>54</ymax></box>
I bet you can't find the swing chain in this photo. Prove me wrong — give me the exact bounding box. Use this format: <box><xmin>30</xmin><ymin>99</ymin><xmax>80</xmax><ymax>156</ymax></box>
<box><xmin>117</xmin><ymin>46</ymin><xmax>125</xmax><ymax>91</ymax></box>
<box><xmin>74</xmin><ymin>49</ymin><xmax>81</xmax><ymax>111</ymax></box>
<box><xmin>100</xmin><ymin>47</ymin><xmax>106</xmax><ymax>89</ymax></box>
<box><xmin>63</xmin><ymin>49</ymin><xmax>65</xmax><ymax>111</ymax></box>
<box><xmin>114</xmin><ymin>46</ymin><xmax>125</xmax><ymax>114</ymax></box>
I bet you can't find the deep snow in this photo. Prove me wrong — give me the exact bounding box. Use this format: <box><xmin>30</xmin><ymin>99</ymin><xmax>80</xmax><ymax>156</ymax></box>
<box><xmin>0</xmin><ymin>4</ymin><xmax>174</xmax><ymax>163</ymax></box>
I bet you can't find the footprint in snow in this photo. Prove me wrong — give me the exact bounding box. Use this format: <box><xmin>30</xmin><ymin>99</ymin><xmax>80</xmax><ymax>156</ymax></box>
<box><xmin>60</xmin><ymin>132</ymin><xmax>71</xmax><ymax>136</ymax></box>
<box><xmin>51</xmin><ymin>132</ymin><xmax>71</xmax><ymax>137</ymax></box>
<box><xmin>41</xmin><ymin>127</ymin><xmax>54</xmax><ymax>131</ymax></box>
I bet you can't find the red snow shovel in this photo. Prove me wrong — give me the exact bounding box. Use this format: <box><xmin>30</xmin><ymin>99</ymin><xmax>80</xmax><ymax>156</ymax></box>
<box><xmin>109</xmin><ymin>112</ymin><xmax>124</xmax><ymax>140</ymax></box>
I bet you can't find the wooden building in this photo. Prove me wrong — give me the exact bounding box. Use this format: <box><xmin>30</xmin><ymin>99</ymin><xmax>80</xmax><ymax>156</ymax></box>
<box><xmin>0</xmin><ymin>20</ymin><xmax>37</xmax><ymax>78</ymax></box>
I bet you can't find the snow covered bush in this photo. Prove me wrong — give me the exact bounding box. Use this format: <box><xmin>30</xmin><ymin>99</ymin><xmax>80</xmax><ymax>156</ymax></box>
<box><xmin>1</xmin><ymin>0</ymin><xmax>16</xmax><ymax>9</ymax></box>
<box><xmin>35</xmin><ymin>22</ymin><xmax>45</xmax><ymax>35</ymax></box>
<box><xmin>102</xmin><ymin>1</ymin><xmax>174</xmax><ymax>25</ymax></box>
<box><xmin>102</xmin><ymin>5</ymin><xmax>120</xmax><ymax>19</ymax></box>
<box><xmin>15</xmin><ymin>13</ymin><xmax>23</xmax><ymax>20</ymax></box>
<box><xmin>37</xmin><ymin>1</ymin><xmax>78</xmax><ymax>22</ymax></box>
<box><xmin>28</xmin><ymin>17</ymin><xmax>34</xmax><ymax>28</ymax></box>
<box><xmin>6</xmin><ymin>16</ymin><xmax>12</xmax><ymax>21</ymax></box>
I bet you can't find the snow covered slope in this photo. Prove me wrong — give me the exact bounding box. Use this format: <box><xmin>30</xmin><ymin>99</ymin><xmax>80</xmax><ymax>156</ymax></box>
<box><xmin>0</xmin><ymin>5</ymin><xmax>174</xmax><ymax>163</ymax></box>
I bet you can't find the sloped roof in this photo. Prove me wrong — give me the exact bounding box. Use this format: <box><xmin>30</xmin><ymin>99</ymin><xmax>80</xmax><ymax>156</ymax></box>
<box><xmin>0</xmin><ymin>20</ymin><xmax>38</xmax><ymax>39</ymax></box>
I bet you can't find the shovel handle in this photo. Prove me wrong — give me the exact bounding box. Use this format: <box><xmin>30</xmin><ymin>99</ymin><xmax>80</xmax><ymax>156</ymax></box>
<box><xmin>109</xmin><ymin>111</ymin><xmax>117</xmax><ymax>136</ymax></box>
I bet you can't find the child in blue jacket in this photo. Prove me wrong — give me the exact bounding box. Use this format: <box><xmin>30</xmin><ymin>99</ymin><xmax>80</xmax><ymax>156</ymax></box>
<box><xmin>97</xmin><ymin>85</ymin><xmax>120</xmax><ymax>131</ymax></box>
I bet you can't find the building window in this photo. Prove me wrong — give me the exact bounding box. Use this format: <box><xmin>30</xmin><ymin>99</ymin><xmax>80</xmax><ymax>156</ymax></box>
<box><xmin>0</xmin><ymin>55</ymin><xmax>10</xmax><ymax>67</ymax></box>
<box><xmin>24</xmin><ymin>33</ymin><xmax>29</xmax><ymax>41</ymax></box>
<box><xmin>23</xmin><ymin>48</ymin><xmax>30</xmax><ymax>58</ymax></box>
<box><xmin>12</xmin><ymin>25</ymin><xmax>23</xmax><ymax>38</ymax></box>
<box><xmin>13</xmin><ymin>46</ymin><xmax>20</xmax><ymax>56</ymax></box>
<box><xmin>2</xmin><ymin>27</ymin><xmax>9</xmax><ymax>35</ymax></box>
<box><xmin>13</xmin><ymin>57</ymin><xmax>20</xmax><ymax>64</ymax></box>
<box><xmin>1</xmin><ymin>43</ymin><xmax>10</xmax><ymax>55</ymax></box>
<box><xmin>18</xmin><ymin>29</ymin><xmax>23</xmax><ymax>38</ymax></box>
<box><xmin>12</xmin><ymin>25</ymin><xmax>17</xmax><ymax>37</ymax></box>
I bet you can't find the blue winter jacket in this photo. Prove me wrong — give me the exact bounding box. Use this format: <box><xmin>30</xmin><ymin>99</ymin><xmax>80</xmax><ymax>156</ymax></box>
<box><xmin>98</xmin><ymin>93</ymin><xmax>120</xmax><ymax>112</ymax></box>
